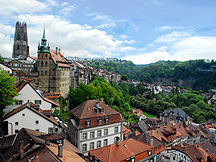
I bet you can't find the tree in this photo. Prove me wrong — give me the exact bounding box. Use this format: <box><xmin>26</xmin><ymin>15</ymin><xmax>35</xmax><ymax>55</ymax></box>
<box><xmin>121</xmin><ymin>75</ymin><xmax>128</xmax><ymax>81</ymax></box>
<box><xmin>0</xmin><ymin>70</ymin><xmax>18</xmax><ymax>118</ymax></box>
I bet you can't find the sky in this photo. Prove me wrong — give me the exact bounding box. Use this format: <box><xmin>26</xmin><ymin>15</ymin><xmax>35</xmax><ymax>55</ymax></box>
<box><xmin>1</xmin><ymin>0</ymin><xmax>216</xmax><ymax>64</ymax></box>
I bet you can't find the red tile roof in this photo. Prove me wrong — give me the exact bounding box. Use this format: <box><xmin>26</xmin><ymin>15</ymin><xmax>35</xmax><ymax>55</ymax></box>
<box><xmin>89</xmin><ymin>138</ymin><xmax>154</xmax><ymax>162</ymax></box>
<box><xmin>68</xmin><ymin>100</ymin><xmax>122</xmax><ymax>129</ymax></box>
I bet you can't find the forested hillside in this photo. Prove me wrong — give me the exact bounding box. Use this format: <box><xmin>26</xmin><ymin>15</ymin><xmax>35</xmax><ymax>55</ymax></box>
<box><xmin>136</xmin><ymin>59</ymin><xmax>216</xmax><ymax>90</ymax></box>
<box><xmin>67</xmin><ymin>77</ymin><xmax>216</xmax><ymax>123</ymax></box>
<box><xmin>86</xmin><ymin>60</ymin><xmax>140</xmax><ymax>79</ymax></box>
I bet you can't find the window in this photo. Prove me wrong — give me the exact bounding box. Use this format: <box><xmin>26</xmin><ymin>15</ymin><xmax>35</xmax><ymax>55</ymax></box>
<box><xmin>114</xmin><ymin>137</ymin><xmax>119</xmax><ymax>143</ymax></box>
<box><xmin>15</xmin><ymin>129</ymin><xmax>19</xmax><ymax>133</ymax></box>
<box><xmin>114</xmin><ymin>127</ymin><xmax>118</xmax><ymax>133</ymax></box>
<box><xmin>35</xmin><ymin>100</ymin><xmax>41</xmax><ymax>104</ymax></box>
<box><xmin>17</xmin><ymin>45</ymin><xmax>19</xmax><ymax>50</ymax></box>
<box><xmin>45</xmin><ymin>61</ymin><xmax>47</xmax><ymax>66</ymax></box>
<box><xmin>90</xmin><ymin>142</ymin><xmax>94</xmax><ymax>150</ymax></box>
<box><xmin>48</xmin><ymin>127</ymin><xmax>53</xmax><ymax>133</ymax></box>
<box><xmin>86</xmin><ymin>120</ymin><xmax>90</xmax><ymax>127</ymax></box>
<box><xmin>90</xmin><ymin>131</ymin><xmax>94</xmax><ymax>139</ymax></box>
<box><xmin>41</xmin><ymin>71</ymin><xmax>43</xmax><ymax>76</ymax></box>
<box><xmin>125</xmin><ymin>158</ymin><xmax>130</xmax><ymax>162</ymax></box>
<box><xmin>159</xmin><ymin>145</ymin><xmax>161</xmax><ymax>149</ymax></box>
<box><xmin>97</xmin><ymin>130</ymin><xmax>101</xmax><ymax>137</ymax></box>
<box><xmin>104</xmin><ymin>129</ymin><xmax>108</xmax><ymax>136</ymax></box>
<box><xmin>45</xmin><ymin>71</ymin><xmax>47</xmax><ymax>75</ymax></box>
<box><xmin>155</xmin><ymin>146</ymin><xmax>157</xmax><ymax>151</ymax></box>
<box><xmin>83</xmin><ymin>133</ymin><xmax>87</xmax><ymax>140</ymax></box>
<box><xmin>15</xmin><ymin>100</ymin><xmax>23</xmax><ymax>105</ymax></box>
<box><xmin>97</xmin><ymin>141</ymin><xmax>101</xmax><ymax>148</ymax></box>
<box><xmin>35</xmin><ymin>129</ymin><xmax>39</xmax><ymax>131</ymax></box>
<box><xmin>105</xmin><ymin>117</ymin><xmax>109</xmax><ymax>123</ymax></box>
<box><xmin>41</xmin><ymin>61</ymin><xmax>43</xmax><ymax>66</ymax></box>
<box><xmin>82</xmin><ymin>144</ymin><xmax>87</xmax><ymax>152</ymax></box>
<box><xmin>104</xmin><ymin>139</ymin><xmax>108</xmax><ymax>146</ymax></box>
<box><xmin>15</xmin><ymin>122</ymin><xmax>18</xmax><ymax>125</ymax></box>
<box><xmin>131</xmin><ymin>157</ymin><xmax>135</xmax><ymax>162</ymax></box>
<box><xmin>148</xmin><ymin>150</ymin><xmax>152</xmax><ymax>156</ymax></box>
<box><xmin>19</xmin><ymin>100</ymin><xmax>22</xmax><ymax>105</ymax></box>
<box><xmin>98</xmin><ymin>118</ymin><xmax>102</xmax><ymax>125</ymax></box>
<box><xmin>35</xmin><ymin>120</ymin><xmax>39</xmax><ymax>124</ymax></box>
<box><xmin>89</xmin><ymin>153</ymin><xmax>93</xmax><ymax>161</ymax></box>
<box><xmin>22</xmin><ymin>113</ymin><xmax>25</xmax><ymax>116</ymax></box>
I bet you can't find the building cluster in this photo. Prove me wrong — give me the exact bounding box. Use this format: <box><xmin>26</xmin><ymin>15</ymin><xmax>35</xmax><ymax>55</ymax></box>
<box><xmin>1</xmin><ymin>21</ymin><xmax>121</xmax><ymax>99</ymax></box>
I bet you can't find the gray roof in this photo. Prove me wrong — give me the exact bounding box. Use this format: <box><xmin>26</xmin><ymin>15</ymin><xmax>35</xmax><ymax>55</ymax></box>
<box><xmin>132</xmin><ymin>120</ymin><xmax>149</xmax><ymax>133</ymax></box>
<box><xmin>162</xmin><ymin>108</ymin><xmax>190</xmax><ymax>119</ymax></box>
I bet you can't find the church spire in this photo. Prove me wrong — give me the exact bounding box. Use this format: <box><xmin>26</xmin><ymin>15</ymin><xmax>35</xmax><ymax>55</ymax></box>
<box><xmin>42</xmin><ymin>23</ymin><xmax>46</xmax><ymax>40</ymax></box>
<box><xmin>38</xmin><ymin>24</ymin><xmax>50</xmax><ymax>53</ymax></box>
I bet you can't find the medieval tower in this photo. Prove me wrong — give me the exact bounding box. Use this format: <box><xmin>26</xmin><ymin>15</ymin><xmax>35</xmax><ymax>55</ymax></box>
<box><xmin>12</xmin><ymin>21</ymin><xmax>29</xmax><ymax>58</ymax></box>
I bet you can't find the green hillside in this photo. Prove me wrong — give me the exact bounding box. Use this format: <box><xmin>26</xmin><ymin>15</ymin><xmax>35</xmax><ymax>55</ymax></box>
<box><xmin>135</xmin><ymin>59</ymin><xmax>216</xmax><ymax>90</ymax></box>
<box><xmin>86</xmin><ymin>60</ymin><xmax>140</xmax><ymax>79</ymax></box>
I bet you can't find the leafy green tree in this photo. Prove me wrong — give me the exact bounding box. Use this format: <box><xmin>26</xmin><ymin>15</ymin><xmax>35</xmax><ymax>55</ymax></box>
<box><xmin>68</xmin><ymin>82</ymin><xmax>95</xmax><ymax>109</ymax></box>
<box><xmin>0</xmin><ymin>70</ymin><xmax>18</xmax><ymax>118</ymax></box>
<box><xmin>121</xmin><ymin>75</ymin><xmax>128</xmax><ymax>81</ymax></box>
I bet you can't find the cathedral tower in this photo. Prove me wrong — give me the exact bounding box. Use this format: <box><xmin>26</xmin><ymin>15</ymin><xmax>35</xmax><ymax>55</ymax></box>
<box><xmin>12</xmin><ymin>21</ymin><xmax>29</xmax><ymax>58</ymax></box>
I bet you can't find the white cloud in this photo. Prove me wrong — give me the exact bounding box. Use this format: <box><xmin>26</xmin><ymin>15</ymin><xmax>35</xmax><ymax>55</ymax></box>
<box><xmin>124</xmin><ymin>40</ymin><xmax>136</xmax><ymax>44</ymax></box>
<box><xmin>0</xmin><ymin>0</ymin><xmax>48</xmax><ymax>17</ymax></box>
<box><xmin>123</xmin><ymin>47</ymin><xmax>170</xmax><ymax>64</ymax></box>
<box><xmin>0</xmin><ymin>33</ymin><xmax>13</xmax><ymax>58</ymax></box>
<box><xmin>60</xmin><ymin>5</ymin><xmax>76</xmax><ymax>16</ymax></box>
<box><xmin>46</xmin><ymin>0</ymin><xmax>58</xmax><ymax>6</ymax></box>
<box><xmin>96</xmin><ymin>23</ymin><xmax>116</xmax><ymax>29</ymax></box>
<box><xmin>1</xmin><ymin>14</ymin><xmax>129</xmax><ymax>59</ymax></box>
<box><xmin>156</xmin><ymin>26</ymin><xmax>184</xmax><ymax>31</ymax></box>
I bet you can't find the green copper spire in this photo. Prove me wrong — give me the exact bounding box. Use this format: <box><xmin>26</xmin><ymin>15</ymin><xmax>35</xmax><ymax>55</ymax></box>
<box><xmin>41</xmin><ymin>23</ymin><xmax>46</xmax><ymax>41</ymax></box>
<box><xmin>37</xmin><ymin>24</ymin><xmax>50</xmax><ymax>53</ymax></box>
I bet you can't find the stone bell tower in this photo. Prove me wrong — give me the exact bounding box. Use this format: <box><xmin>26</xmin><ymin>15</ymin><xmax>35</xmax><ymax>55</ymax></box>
<box><xmin>12</xmin><ymin>21</ymin><xmax>29</xmax><ymax>59</ymax></box>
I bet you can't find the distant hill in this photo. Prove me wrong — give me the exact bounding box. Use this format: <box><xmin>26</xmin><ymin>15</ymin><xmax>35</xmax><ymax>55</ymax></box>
<box><xmin>135</xmin><ymin>59</ymin><xmax>216</xmax><ymax>90</ymax></box>
<box><xmin>86</xmin><ymin>60</ymin><xmax>140</xmax><ymax>79</ymax></box>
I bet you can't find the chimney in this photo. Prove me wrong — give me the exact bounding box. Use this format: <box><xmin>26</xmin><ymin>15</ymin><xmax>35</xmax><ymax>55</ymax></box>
<box><xmin>58</xmin><ymin>144</ymin><xmax>63</xmax><ymax>157</ymax></box>
<box><xmin>59</xmin><ymin>48</ymin><xmax>61</xmax><ymax>53</ymax></box>
<box><xmin>19</xmin><ymin>141</ymin><xmax>24</xmax><ymax>160</ymax></box>
<box><xmin>116</xmin><ymin>137</ymin><xmax>120</xmax><ymax>146</ymax></box>
<box><xmin>150</xmin><ymin>139</ymin><xmax>153</xmax><ymax>146</ymax></box>
<box><xmin>56</xmin><ymin>47</ymin><xmax>58</xmax><ymax>55</ymax></box>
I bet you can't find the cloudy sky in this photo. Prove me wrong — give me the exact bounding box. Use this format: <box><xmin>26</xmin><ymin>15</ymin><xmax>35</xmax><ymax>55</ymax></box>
<box><xmin>1</xmin><ymin>0</ymin><xmax>216</xmax><ymax>64</ymax></box>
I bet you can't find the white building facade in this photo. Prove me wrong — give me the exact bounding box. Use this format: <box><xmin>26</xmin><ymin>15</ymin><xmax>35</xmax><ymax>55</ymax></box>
<box><xmin>4</xmin><ymin>103</ymin><xmax>58</xmax><ymax>135</ymax></box>
<box><xmin>4</xmin><ymin>80</ymin><xmax>58</xmax><ymax>115</ymax></box>
<box><xmin>67</xmin><ymin>100</ymin><xmax>123</xmax><ymax>155</ymax></box>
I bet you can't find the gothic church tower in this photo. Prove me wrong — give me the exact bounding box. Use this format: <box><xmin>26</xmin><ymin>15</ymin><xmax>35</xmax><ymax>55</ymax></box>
<box><xmin>12</xmin><ymin>21</ymin><xmax>29</xmax><ymax>58</ymax></box>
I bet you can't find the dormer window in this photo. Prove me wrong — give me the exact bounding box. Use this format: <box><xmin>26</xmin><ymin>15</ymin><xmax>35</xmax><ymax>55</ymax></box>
<box><xmin>98</xmin><ymin>118</ymin><xmax>102</xmax><ymax>125</ymax></box>
<box><xmin>105</xmin><ymin>116</ymin><xmax>109</xmax><ymax>124</ymax></box>
<box><xmin>148</xmin><ymin>149</ymin><xmax>152</xmax><ymax>156</ymax></box>
<box><xmin>85</xmin><ymin>119</ymin><xmax>90</xmax><ymax>127</ymax></box>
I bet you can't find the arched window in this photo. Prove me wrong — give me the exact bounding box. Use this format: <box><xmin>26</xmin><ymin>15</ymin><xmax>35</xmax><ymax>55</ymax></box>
<box><xmin>45</xmin><ymin>61</ymin><xmax>47</xmax><ymax>66</ymax></box>
<box><xmin>17</xmin><ymin>45</ymin><xmax>19</xmax><ymax>50</ymax></box>
<box><xmin>41</xmin><ymin>61</ymin><xmax>43</xmax><ymax>66</ymax></box>
<box><xmin>45</xmin><ymin>54</ymin><xmax>47</xmax><ymax>58</ymax></box>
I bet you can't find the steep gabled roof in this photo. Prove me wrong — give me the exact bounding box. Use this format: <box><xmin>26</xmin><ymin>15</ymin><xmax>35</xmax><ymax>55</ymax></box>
<box><xmin>89</xmin><ymin>138</ymin><xmax>154</xmax><ymax>162</ymax></box>
<box><xmin>69</xmin><ymin>100</ymin><xmax>121</xmax><ymax>119</ymax></box>
<box><xmin>1</xmin><ymin>128</ymin><xmax>85</xmax><ymax>162</ymax></box>
<box><xmin>3</xmin><ymin>103</ymin><xmax>58</xmax><ymax>126</ymax></box>
<box><xmin>15</xmin><ymin>79</ymin><xmax>59</xmax><ymax>107</ymax></box>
